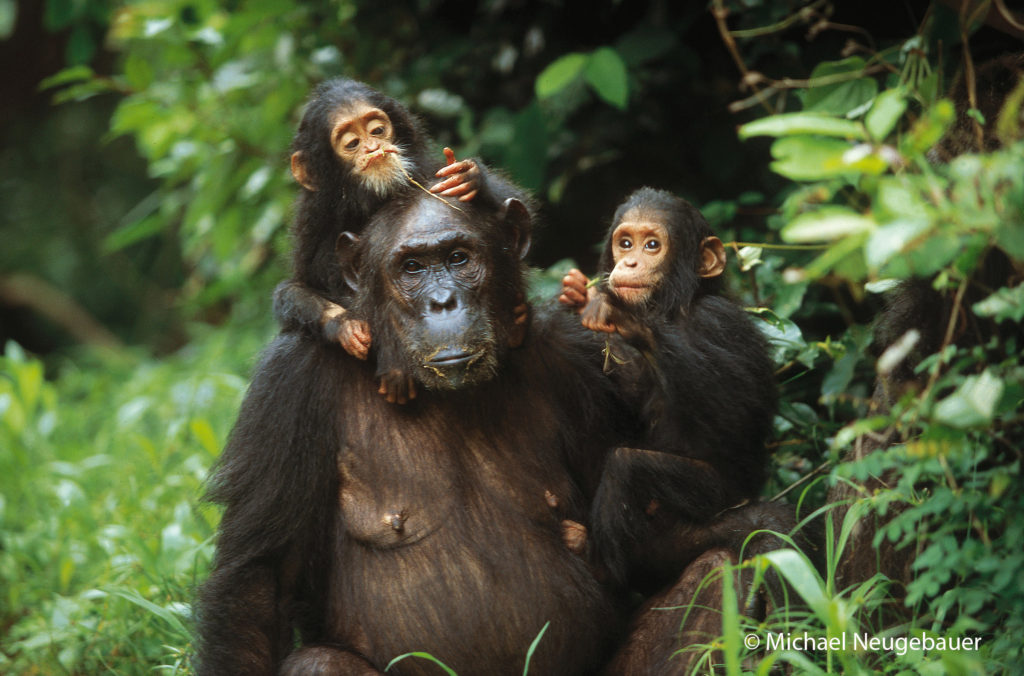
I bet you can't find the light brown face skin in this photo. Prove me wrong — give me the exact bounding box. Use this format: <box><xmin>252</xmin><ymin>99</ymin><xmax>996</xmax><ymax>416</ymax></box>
<box><xmin>558</xmin><ymin>210</ymin><xmax>727</xmax><ymax>337</ymax></box>
<box><xmin>330</xmin><ymin>103</ymin><xmax>397</xmax><ymax>172</ymax></box>
<box><xmin>607</xmin><ymin>212</ymin><xmax>670</xmax><ymax>306</ymax></box>
<box><xmin>290</xmin><ymin>103</ymin><xmax>400</xmax><ymax>191</ymax></box>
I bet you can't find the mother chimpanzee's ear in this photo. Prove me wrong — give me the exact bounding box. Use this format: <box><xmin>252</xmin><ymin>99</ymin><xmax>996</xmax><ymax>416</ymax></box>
<box><xmin>500</xmin><ymin>198</ymin><xmax>532</xmax><ymax>261</ymax></box>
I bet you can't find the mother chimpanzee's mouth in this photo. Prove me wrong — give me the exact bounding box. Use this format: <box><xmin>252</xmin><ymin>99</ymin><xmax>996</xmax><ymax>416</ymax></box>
<box><xmin>427</xmin><ymin>347</ymin><xmax>482</xmax><ymax>367</ymax></box>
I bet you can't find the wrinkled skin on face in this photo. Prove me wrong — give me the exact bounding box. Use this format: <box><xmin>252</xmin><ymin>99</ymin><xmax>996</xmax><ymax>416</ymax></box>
<box><xmin>277</xmin><ymin>79</ymin><xmax>530</xmax><ymax>405</ymax></box>
<box><xmin>342</xmin><ymin>195</ymin><xmax>530</xmax><ymax>393</ymax></box>
<box><xmin>389</xmin><ymin>216</ymin><xmax>497</xmax><ymax>390</ymax></box>
<box><xmin>291</xmin><ymin>102</ymin><xmax>408</xmax><ymax>198</ymax></box>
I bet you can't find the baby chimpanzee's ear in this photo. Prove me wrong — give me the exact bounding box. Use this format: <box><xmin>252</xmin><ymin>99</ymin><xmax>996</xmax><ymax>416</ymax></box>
<box><xmin>698</xmin><ymin>236</ymin><xmax>726</xmax><ymax>278</ymax></box>
<box><xmin>290</xmin><ymin>151</ymin><xmax>317</xmax><ymax>191</ymax></box>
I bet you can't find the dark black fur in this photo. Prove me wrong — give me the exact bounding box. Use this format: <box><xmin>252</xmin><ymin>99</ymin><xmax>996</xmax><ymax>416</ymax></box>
<box><xmin>273</xmin><ymin>78</ymin><xmax>530</xmax><ymax>341</ymax></box>
<box><xmin>588</xmin><ymin>187</ymin><xmax>780</xmax><ymax>589</ymax></box>
<box><xmin>195</xmin><ymin>194</ymin><xmax>622</xmax><ymax>675</ymax></box>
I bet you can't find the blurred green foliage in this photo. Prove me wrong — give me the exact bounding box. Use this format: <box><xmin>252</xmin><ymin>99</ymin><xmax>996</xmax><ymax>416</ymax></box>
<box><xmin>2</xmin><ymin>0</ymin><xmax>1024</xmax><ymax>673</ymax></box>
<box><xmin>0</xmin><ymin>321</ymin><xmax>272</xmax><ymax>673</ymax></box>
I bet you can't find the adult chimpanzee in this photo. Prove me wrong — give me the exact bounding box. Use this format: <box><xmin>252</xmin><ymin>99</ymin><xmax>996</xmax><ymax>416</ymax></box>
<box><xmin>559</xmin><ymin>187</ymin><xmax>782</xmax><ymax>591</ymax></box>
<box><xmin>195</xmin><ymin>192</ymin><xmax>624</xmax><ymax>676</ymax></box>
<box><xmin>274</xmin><ymin>78</ymin><xmax>530</xmax><ymax>402</ymax></box>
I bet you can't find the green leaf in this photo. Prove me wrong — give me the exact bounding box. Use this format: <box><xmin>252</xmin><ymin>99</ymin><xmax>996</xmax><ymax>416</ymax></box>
<box><xmin>900</xmin><ymin>99</ymin><xmax>955</xmax><ymax>156</ymax></box>
<box><xmin>102</xmin><ymin>214</ymin><xmax>164</xmax><ymax>253</ymax></box>
<box><xmin>505</xmin><ymin>103</ymin><xmax>549</xmax><ymax>193</ymax></box>
<box><xmin>864</xmin><ymin>218</ymin><xmax>931</xmax><ymax>270</ymax></box>
<box><xmin>38</xmin><ymin>65</ymin><xmax>94</xmax><ymax>91</ymax></box>
<box><xmin>44</xmin><ymin>0</ymin><xmax>75</xmax><ymax>30</ymax></box>
<box><xmin>762</xmin><ymin>549</ymin><xmax>829</xmax><ymax>619</ymax></box>
<box><xmin>107</xmin><ymin>589</ymin><xmax>190</xmax><ymax>637</ymax></box>
<box><xmin>933</xmin><ymin>370</ymin><xmax>1005</xmax><ymax>428</ymax></box>
<box><xmin>805</xmin><ymin>232</ymin><xmax>870</xmax><ymax>280</ymax></box>
<box><xmin>874</xmin><ymin>176</ymin><xmax>930</xmax><ymax>220</ymax></box>
<box><xmin>782</xmin><ymin>207</ymin><xmax>875</xmax><ymax>243</ymax></box>
<box><xmin>124</xmin><ymin>54</ymin><xmax>154</xmax><ymax>90</ymax></box>
<box><xmin>865</xmin><ymin>88</ymin><xmax>908</xmax><ymax>140</ymax></box>
<box><xmin>801</xmin><ymin>57</ymin><xmax>878</xmax><ymax>115</ymax></box>
<box><xmin>769</xmin><ymin>136</ymin><xmax>855</xmax><ymax>181</ymax></box>
<box><xmin>584</xmin><ymin>48</ymin><xmax>629</xmax><ymax>109</ymax></box>
<box><xmin>615</xmin><ymin>26</ymin><xmax>676</xmax><ymax>66</ymax></box>
<box><xmin>189</xmin><ymin>418</ymin><xmax>221</xmax><ymax>456</ymax></box>
<box><xmin>972</xmin><ymin>284</ymin><xmax>1024</xmax><ymax>323</ymax></box>
<box><xmin>822</xmin><ymin>349</ymin><xmax>858</xmax><ymax>397</ymax></box>
<box><xmin>66</xmin><ymin>23</ymin><xmax>97</xmax><ymax>65</ymax></box>
<box><xmin>996</xmin><ymin>220</ymin><xmax>1024</xmax><ymax>260</ymax></box>
<box><xmin>523</xmin><ymin>621</ymin><xmax>550</xmax><ymax>675</ymax></box>
<box><xmin>386</xmin><ymin>652</ymin><xmax>458</xmax><ymax>675</ymax></box>
<box><xmin>739</xmin><ymin>113</ymin><xmax>867</xmax><ymax>140</ymax></box>
<box><xmin>879</xmin><ymin>231</ymin><xmax>964</xmax><ymax>279</ymax></box>
<box><xmin>535</xmin><ymin>53</ymin><xmax>587</xmax><ymax>99</ymax></box>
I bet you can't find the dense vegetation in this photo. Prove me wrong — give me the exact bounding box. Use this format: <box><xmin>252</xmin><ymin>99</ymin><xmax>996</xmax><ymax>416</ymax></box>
<box><xmin>1</xmin><ymin>0</ymin><xmax>1021</xmax><ymax>673</ymax></box>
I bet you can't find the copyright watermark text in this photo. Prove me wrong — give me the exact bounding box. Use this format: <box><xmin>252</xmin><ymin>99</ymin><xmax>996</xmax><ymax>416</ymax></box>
<box><xmin>743</xmin><ymin>631</ymin><xmax>981</xmax><ymax>656</ymax></box>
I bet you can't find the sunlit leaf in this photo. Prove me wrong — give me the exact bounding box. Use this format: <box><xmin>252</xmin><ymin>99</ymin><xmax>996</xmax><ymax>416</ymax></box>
<box><xmin>865</xmin><ymin>87</ymin><xmax>908</xmax><ymax>140</ymax></box>
<box><xmin>38</xmin><ymin>65</ymin><xmax>94</xmax><ymax>90</ymax></box>
<box><xmin>769</xmin><ymin>136</ymin><xmax>855</xmax><ymax>181</ymax></box>
<box><xmin>973</xmin><ymin>284</ymin><xmax>1024</xmax><ymax>323</ymax></box>
<box><xmin>874</xmin><ymin>177</ymin><xmax>930</xmax><ymax>220</ymax></box>
<box><xmin>865</xmin><ymin>218</ymin><xmax>931</xmax><ymax>270</ymax></box>
<box><xmin>900</xmin><ymin>99</ymin><xmax>955</xmax><ymax>156</ymax></box>
<box><xmin>762</xmin><ymin>549</ymin><xmax>829</xmax><ymax>619</ymax></box>
<box><xmin>933</xmin><ymin>370</ymin><xmax>1005</xmax><ymax>428</ymax></box>
<box><xmin>800</xmin><ymin>57</ymin><xmax>878</xmax><ymax>116</ymax></box>
<box><xmin>739</xmin><ymin>113</ymin><xmax>866</xmax><ymax>140</ymax></box>
<box><xmin>584</xmin><ymin>47</ymin><xmax>629</xmax><ymax>109</ymax></box>
<box><xmin>781</xmin><ymin>207</ymin><xmax>875</xmax><ymax>243</ymax></box>
<box><xmin>535</xmin><ymin>53</ymin><xmax>587</xmax><ymax>99</ymax></box>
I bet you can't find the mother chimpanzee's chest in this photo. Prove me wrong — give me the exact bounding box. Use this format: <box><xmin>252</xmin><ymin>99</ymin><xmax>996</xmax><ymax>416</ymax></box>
<box><xmin>334</xmin><ymin>388</ymin><xmax>574</xmax><ymax>551</ymax></box>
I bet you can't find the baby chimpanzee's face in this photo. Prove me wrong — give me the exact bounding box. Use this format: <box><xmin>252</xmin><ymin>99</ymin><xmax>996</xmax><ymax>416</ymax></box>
<box><xmin>607</xmin><ymin>209</ymin><xmax>670</xmax><ymax>306</ymax></box>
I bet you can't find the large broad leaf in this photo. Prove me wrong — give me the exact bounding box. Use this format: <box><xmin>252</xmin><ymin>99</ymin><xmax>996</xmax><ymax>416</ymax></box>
<box><xmin>878</xmin><ymin>231</ymin><xmax>966</xmax><ymax>279</ymax></box>
<box><xmin>769</xmin><ymin>136</ymin><xmax>855</xmax><ymax>181</ymax></box>
<box><xmin>782</xmin><ymin>206</ymin><xmax>876</xmax><ymax>243</ymax></box>
<box><xmin>996</xmin><ymin>220</ymin><xmax>1024</xmax><ymax>261</ymax></box>
<box><xmin>865</xmin><ymin>87</ymin><xmax>908</xmax><ymax>140</ymax></box>
<box><xmin>973</xmin><ymin>284</ymin><xmax>1024</xmax><ymax>323</ymax></box>
<box><xmin>874</xmin><ymin>176</ymin><xmax>931</xmax><ymax>220</ymax></box>
<box><xmin>739</xmin><ymin>112</ymin><xmax>866</xmax><ymax>140</ymax></box>
<box><xmin>933</xmin><ymin>370</ymin><xmax>1005</xmax><ymax>429</ymax></box>
<box><xmin>504</xmin><ymin>103</ymin><xmax>549</xmax><ymax>193</ymax></box>
<box><xmin>800</xmin><ymin>57</ymin><xmax>878</xmax><ymax>116</ymax></box>
<box><xmin>584</xmin><ymin>47</ymin><xmax>629</xmax><ymax>109</ymax></box>
<box><xmin>615</xmin><ymin>26</ymin><xmax>676</xmax><ymax>66</ymax></box>
<box><xmin>535</xmin><ymin>52</ymin><xmax>587</xmax><ymax>99</ymax></box>
<box><xmin>864</xmin><ymin>218</ymin><xmax>931</xmax><ymax>270</ymax></box>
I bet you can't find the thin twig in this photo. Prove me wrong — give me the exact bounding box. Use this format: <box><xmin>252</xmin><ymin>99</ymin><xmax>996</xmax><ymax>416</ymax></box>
<box><xmin>727</xmin><ymin>241</ymin><xmax>830</xmax><ymax>251</ymax></box>
<box><xmin>771</xmin><ymin>460</ymin><xmax>831</xmax><ymax>502</ymax></box>
<box><xmin>727</xmin><ymin>0</ymin><xmax>829</xmax><ymax>38</ymax></box>
<box><xmin>712</xmin><ymin>0</ymin><xmax>774</xmax><ymax>115</ymax></box>
<box><xmin>959</xmin><ymin>0</ymin><xmax>986</xmax><ymax>150</ymax></box>
<box><xmin>920</xmin><ymin>276</ymin><xmax>969</xmax><ymax>402</ymax></box>
<box><xmin>383</xmin><ymin>151</ymin><xmax>463</xmax><ymax>212</ymax></box>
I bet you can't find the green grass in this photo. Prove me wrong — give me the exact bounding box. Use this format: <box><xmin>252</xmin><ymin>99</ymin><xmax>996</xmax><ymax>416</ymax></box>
<box><xmin>0</xmin><ymin>321</ymin><xmax>270</xmax><ymax>674</ymax></box>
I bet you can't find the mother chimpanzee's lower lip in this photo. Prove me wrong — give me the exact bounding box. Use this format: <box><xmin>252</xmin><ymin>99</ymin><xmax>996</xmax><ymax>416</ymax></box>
<box><xmin>428</xmin><ymin>349</ymin><xmax>480</xmax><ymax>366</ymax></box>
